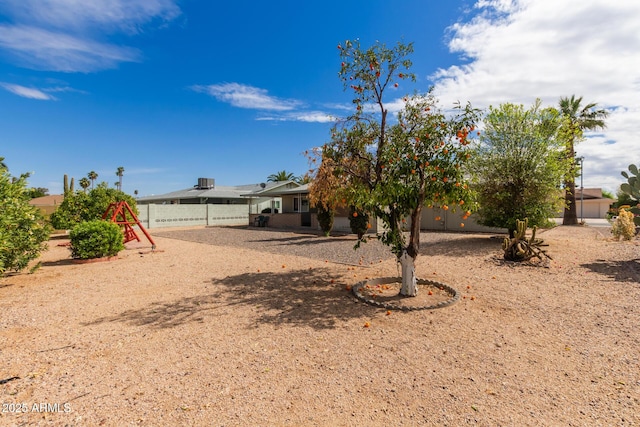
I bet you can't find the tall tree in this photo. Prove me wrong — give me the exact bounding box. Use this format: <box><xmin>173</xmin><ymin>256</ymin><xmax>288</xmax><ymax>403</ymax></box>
<box><xmin>79</xmin><ymin>177</ymin><xmax>91</xmax><ymax>192</ymax></box>
<box><xmin>558</xmin><ymin>95</ymin><xmax>608</xmax><ymax>225</ymax></box>
<box><xmin>88</xmin><ymin>171</ymin><xmax>98</xmax><ymax>189</ymax></box>
<box><xmin>470</xmin><ymin>100</ymin><xmax>569</xmax><ymax>236</ymax></box>
<box><xmin>115</xmin><ymin>167</ymin><xmax>124</xmax><ymax>191</ymax></box>
<box><xmin>310</xmin><ymin>40</ymin><xmax>479</xmax><ymax>296</ymax></box>
<box><xmin>267</xmin><ymin>170</ymin><xmax>296</xmax><ymax>182</ymax></box>
<box><xmin>0</xmin><ymin>157</ymin><xmax>7</xmax><ymax>170</ymax></box>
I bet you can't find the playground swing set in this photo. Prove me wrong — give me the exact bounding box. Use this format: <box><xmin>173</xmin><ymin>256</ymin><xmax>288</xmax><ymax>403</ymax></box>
<box><xmin>102</xmin><ymin>201</ymin><xmax>156</xmax><ymax>250</ymax></box>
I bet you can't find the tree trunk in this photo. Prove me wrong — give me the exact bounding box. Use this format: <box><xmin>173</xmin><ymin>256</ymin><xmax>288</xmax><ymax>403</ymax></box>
<box><xmin>399</xmin><ymin>250</ymin><xmax>418</xmax><ymax>296</ymax></box>
<box><xmin>563</xmin><ymin>180</ymin><xmax>578</xmax><ymax>225</ymax></box>
<box><xmin>563</xmin><ymin>142</ymin><xmax>578</xmax><ymax>225</ymax></box>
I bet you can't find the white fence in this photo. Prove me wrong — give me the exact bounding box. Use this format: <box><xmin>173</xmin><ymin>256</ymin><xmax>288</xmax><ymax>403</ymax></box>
<box><xmin>135</xmin><ymin>203</ymin><xmax>507</xmax><ymax>234</ymax></box>
<box><xmin>137</xmin><ymin>204</ymin><xmax>249</xmax><ymax>229</ymax></box>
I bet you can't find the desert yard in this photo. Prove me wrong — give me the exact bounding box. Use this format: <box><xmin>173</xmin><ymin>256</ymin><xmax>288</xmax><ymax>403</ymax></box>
<box><xmin>1</xmin><ymin>225</ymin><xmax>639</xmax><ymax>426</ymax></box>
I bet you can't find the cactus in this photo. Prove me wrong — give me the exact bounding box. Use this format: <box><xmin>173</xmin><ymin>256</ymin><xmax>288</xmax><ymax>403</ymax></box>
<box><xmin>620</xmin><ymin>164</ymin><xmax>640</xmax><ymax>226</ymax></box>
<box><xmin>63</xmin><ymin>174</ymin><xmax>76</xmax><ymax>195</ymax></box>
<box><xmin>502</xmin><ymin>218</ymin><xmax>551</xmax><ymax>261</ymax></box>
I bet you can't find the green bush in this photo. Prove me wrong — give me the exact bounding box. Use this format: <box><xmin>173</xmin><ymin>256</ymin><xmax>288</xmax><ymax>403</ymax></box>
<box><xmin>0</xmin><ymin>168</ymin><xmax>51</xmax><ymax>274</ymax></box>
<box><xmin>349</xmin><ymin>206</ymin><xmax>369</xmax><ymax>239</ymax></box>
<box><xmin>69</xmin><ymin>220</ymin><xmax>124</xmax><ymax>259</ymax></box>
<box><xmin>316</xmin><ymin>203</ymin><xmax>334</xmax><ymax>236</ymax></box>
<box><xmin>51</xmin><ymin>184</ymin><xmax>138</xmax><ymax>230</ymax></box>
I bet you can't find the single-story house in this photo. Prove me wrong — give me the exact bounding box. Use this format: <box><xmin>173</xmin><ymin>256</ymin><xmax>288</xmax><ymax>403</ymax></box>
<box><xmin>558</xmin><ymin>188</ymin><xmax>614</xmax><ymax>219</ymax></box>
<box><xmin>136</xmin><ymin>178</ymin><xmax>299</xmax><ymax>208</ymax></box>
<box><xmin>247</xmin><ymin>184</ymin><xmax>502</xmax><ymax>233</ymax></box>
<box><xmin>134</xmin><ymin>178</ymin><xmax>302</xmax><ymax>229</ymax></box>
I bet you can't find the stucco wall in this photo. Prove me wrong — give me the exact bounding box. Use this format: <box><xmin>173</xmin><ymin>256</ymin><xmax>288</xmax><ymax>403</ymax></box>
<box><xmin>420</xmin><ymin>207</ymin><xmax>506</xmax><ymax>233</ymax></box>
<box><xmin>138</xmin><ymin>204</ymin><xmax>248</xmax><ymax>228</ymax></box>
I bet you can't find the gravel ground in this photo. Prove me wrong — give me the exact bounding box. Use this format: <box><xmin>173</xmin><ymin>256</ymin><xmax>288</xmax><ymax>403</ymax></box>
<box><xmin>1</xmin><ymin>224</ymin><xmax>639</xmax><ymax>426</ymax></box>
<box><xmin>154</xmin><ymin>226</ymin><xmax>498</xmax><ymax>267</ymax></box>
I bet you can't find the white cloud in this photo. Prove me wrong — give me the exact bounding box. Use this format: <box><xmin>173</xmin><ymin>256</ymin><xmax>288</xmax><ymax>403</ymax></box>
<box><xmin>257</xmin><ymin>111</ymin><xmax>337</xmax><ymax>123</ymax></box>
<box><xmin>1</xmin><ymin>0</ymin><xmax>180</xmax><ymax>33</ymax></box>
<box><xmin>433</xmin><ymin>0</ymin><xmax>640</xmax><ymax>191</ymax></box>
<box><xmin>0</xmin><ymin>25</ymin><xmax>141</xmax><ymax>72</ymax></box>
<box><xmin>0</xmin><ymin>82</ymin><xmax>55</xmax><ymax>100</ymax></box>
<box><xmin>0</xmin><ymin>0</ymin><xmax>180</xmax><ymax>72</ymax></box>
<box><xmin>193</xmin><ymin>83</ymin><xmax>303</xmax><ymax>111</ymax></box>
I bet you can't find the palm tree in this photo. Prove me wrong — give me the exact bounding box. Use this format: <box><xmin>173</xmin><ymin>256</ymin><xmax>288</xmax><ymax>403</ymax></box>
<box><xmin>115</xmin><ymin>166</ymin><xmax>124</xmax><ymax>191</ymax></box>
<box><xmin>267</xmin><ymin>170</ymin><xmax>296</xmax><ymax>182</ymax></box>
<box><xmin>88</xmin><ymin>171</ymin><xmax>98</xmax><ymax>189</ymax></box>
<box><xmin>79</xmin><ymin>177</ymin><xmax>91</xmax><ymax>192</ymax></box>
<box><xmin>297</xmin><ymin>173</ymin><xmax>312</xmax><ymax>184</ymax></box>
<box><xmin>559</xmin><ymin>95</ymin><xmax>608</xmax><ymax>225</ymax></box>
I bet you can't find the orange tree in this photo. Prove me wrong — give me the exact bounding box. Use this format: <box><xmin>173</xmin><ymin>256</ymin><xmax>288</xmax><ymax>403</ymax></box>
<box><xmin>310</xmin><ymin>40</ymin><xmax>480</xmax><ymax>296</ymax></box>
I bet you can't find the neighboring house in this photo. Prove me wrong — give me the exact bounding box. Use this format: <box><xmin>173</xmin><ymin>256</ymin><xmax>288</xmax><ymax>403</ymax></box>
<box><xmin>135</xmin><ymin>178</ymin><xmax>300</xmax><ymax>229</ymax></box>
<box><xmin>244</xmin><ymin>184</ymin><xmax>385</xmax><ymax>232</ymax></box>
<box><xmin>242</xmin><ymin>183</ymin><xmax>316</xmax><ymax>229</ymax></box>
<box><xmin>558</xmin><ymin>188</ymin><xmax>614</xmax><ymax>219</ymax></box>
<box><xmin>251</xmin><ymin>184</ymin><xmax>502</xmax><ymax>233</ymax></box>
<box><xmin>28</xmin><ymin>194</ymin><xmax>64</xmax><ymax>216</ymax></box>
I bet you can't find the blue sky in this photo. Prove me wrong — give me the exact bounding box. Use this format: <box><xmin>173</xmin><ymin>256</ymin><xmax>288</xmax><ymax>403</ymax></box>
<box><xmin>1</xmin><ymin>0</ymin><xmax>638</xmax><ymax>196</ymax></box>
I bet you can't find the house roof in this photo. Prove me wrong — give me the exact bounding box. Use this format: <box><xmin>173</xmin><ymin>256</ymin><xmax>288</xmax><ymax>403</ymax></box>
<box><xmin>28</xmin><ymin>194</ymin><xmax>64</xmax><ymax>206</ymax></box>
<box><xmin>573</xmin><ymin>188</ymin><xmax>614</xmax><ymax>201</ymax></box>
<box><xmin>250</xmin><ymin>183</ymin><xmax>309</xmax><ymax>197</ymax></box>
<box><xmin>241</xmin><ymin>182</ymin><xmax>306</xmax><ymax>197</ymax></box>
<box><xmin>137</xmin><ymin>180</ymin><xmax>301</xmax><ymax>203</ymax></box>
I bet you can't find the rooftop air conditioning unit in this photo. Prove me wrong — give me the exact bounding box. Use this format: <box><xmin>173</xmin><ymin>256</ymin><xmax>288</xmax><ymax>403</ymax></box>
<box><xmin>197</xmin><ymin>178</ymin><xmax>215</xmax><ymax>189</ymax></box>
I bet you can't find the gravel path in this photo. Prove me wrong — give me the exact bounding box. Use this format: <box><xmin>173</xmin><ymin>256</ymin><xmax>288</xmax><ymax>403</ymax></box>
<box><xmin>154</xmin><ymin>226</ymin><xmax>499</xmax><ymax>266</ymax></box>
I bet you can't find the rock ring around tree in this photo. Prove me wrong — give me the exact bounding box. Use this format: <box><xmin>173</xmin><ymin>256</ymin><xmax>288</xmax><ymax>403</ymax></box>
<box><xmin>352</xmin><ymin>277</ymin><xmax>459</xmax><ymax>311</ymax></box>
